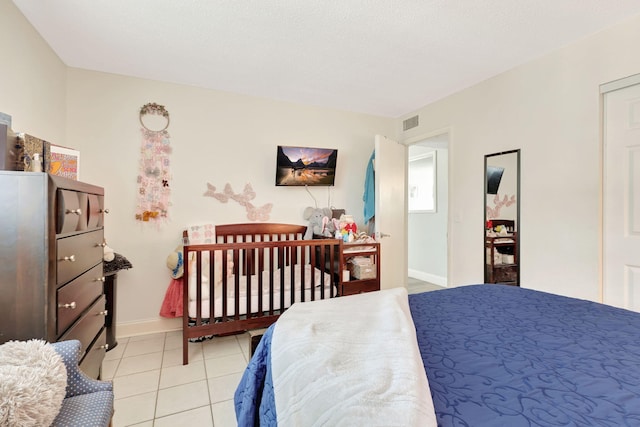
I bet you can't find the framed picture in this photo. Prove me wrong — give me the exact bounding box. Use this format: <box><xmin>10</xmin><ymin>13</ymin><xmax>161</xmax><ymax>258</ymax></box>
<box><xmin>50</xmin><ymin>145</ymin><xmax>80</xmax><ymax>180</ymax></box>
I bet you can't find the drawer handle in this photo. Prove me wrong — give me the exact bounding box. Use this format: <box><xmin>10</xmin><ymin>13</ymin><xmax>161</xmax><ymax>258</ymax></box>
<box><xmin>58</xmin><ymin>301</ymin><xmax>76</xmax><ymax>309</ymax></box>
<box><xmin>60</xmin><ymin>255</ymin><xmax>76</xmax><ymax>262</ymax></box>
<box><xmin>97</xmin><ymin>242</ymin><xmax>107</xmax><ymax>248</ymax></box>
<box><xmin>100</xmin><ymin>343</ymin><xmax>110</xmax><ymax>350</ymax></box>
<box><xmin>66</xmin><ymin>208</ymin><xmax>82</xmax><ymax>215</ymax></box>
<box><xmin>94</xmin><ymin>276</ymin><xmax>106</xmax><ymax>282</ymax></box>
<box><xmin>99</xmin><ymin>208</ymin><xmax>110</xmax><ymax>214</ymax></box>
<box><xmin>99</xmin><ymin>310</ymin><xmax>108</xmax><ymax>316</ymax></box>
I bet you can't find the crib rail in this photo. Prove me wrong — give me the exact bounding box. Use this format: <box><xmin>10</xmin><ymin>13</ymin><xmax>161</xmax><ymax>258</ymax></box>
<box><xmin>182</xmin><ymin>238</ymin><xmax>340</xmax><ymax>364</ymax></box>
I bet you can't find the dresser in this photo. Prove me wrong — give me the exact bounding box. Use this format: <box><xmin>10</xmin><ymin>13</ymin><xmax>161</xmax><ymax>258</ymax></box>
<box><xmin>0</xmin><ymin>171</ymin><xmax>108</xmax><ymax>378</ymax></box>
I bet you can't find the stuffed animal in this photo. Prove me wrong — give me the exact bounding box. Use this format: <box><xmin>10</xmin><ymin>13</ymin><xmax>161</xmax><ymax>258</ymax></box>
<box><xmin>303</xmin><ymin>206</ymin><xmax>333</xmax><ymax>239</ymax></box>
<box><xmin>103</xmin><ymin>243</ymin><xmax>115</xmax><ymax>262</ymax></box>
<box><xmin>166</xmin><ymin>246</ymin><xmax>184</xmax><ymax>279</ymax></box>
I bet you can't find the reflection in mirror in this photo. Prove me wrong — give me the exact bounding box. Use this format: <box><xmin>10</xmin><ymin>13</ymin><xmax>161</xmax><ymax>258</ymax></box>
<box><xmin>484</xmin><ymin>150</ymin><xmax>520</xmax><ymax>286</ymax></box>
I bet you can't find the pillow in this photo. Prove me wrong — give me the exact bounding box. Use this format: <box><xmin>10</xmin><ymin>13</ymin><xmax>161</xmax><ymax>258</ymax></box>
<box><xmin>0</xmin><ymin>339</ymin><xmax>67</xmax><ymax>427</ymax></box>
<box><xmin>187</xmin><ymin>223</ymin><xmax>215</xmax><ymax>244</ymax></box>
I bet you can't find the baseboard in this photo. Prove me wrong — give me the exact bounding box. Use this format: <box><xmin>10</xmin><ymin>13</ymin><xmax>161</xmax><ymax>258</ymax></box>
<box><xmin>116</xmin><ymin>317</ymin><xmax>182</xmax><ymax>339</ymax></box>
<box><xmin>408</xmin><ymin>269</ymin><xmax>447</xmax><ymax>287</ymax></box>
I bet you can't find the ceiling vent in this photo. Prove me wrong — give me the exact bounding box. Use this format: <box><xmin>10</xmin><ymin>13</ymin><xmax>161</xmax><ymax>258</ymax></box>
<box><xmin>403</xmin><ymin>115</ymin><xmax>419</xmax><ymax>131</ymax></box>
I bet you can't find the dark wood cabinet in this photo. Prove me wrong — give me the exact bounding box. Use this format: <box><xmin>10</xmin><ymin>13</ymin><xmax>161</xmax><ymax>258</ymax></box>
<box><xmin>485</xmin><ymin>232</ymin><xmax>518</xmax><ymax>285</ymax></box>
<box><xmin>0</xmin><ymin>171</ymin><xmax>107</xmax><ymax>378</ymax></box>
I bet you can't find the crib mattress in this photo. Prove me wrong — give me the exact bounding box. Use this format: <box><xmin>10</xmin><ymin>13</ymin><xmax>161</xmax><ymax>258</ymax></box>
<box><xmin>188</xmin><ymin>264</ymin><xmax>334</xmax><ymax>318</ymax></box>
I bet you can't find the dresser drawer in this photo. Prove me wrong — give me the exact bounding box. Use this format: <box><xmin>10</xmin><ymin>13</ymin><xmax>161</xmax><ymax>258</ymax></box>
<box><xmin>57</xmin><ymin>189</ymin><xmax>89</xmax><ymax>234</ymax></box>
<box><xmin>340</xmin><ymin>280</ymin><xmax>379</xmax><ymax>296</ymax></box>
<box><xmin>80</xmin><ymin>328</ymin><xmax>107</xmax><ymax>380</ymax></box>
<box><xmin>57</xmin><ymin>229</ymin><xmax>104</xmax><ymax>285</ymax></box>
<box><xmin>56</xmin><ymin>264</ymin><xmax>104</xmax><ymax>336</ymax></box>
<box><xmin>493</xmin><ymin>266</ymin><xmax>518</xmax><ymax>283</ymax></box>
<box><xmin>60</xmin><ymin>295</ymin><xmax>107</xmax><ymax>355</ymax></box>
<box><xmin>87</xmin><ymin>194</ymin><xmax>105</xmax><ymax>229</ymax></box>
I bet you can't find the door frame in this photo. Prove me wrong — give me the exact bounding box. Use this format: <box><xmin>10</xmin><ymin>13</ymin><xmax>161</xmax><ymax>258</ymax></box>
<box><xmin>402</xmin><ymin>127</ymin><xmax>453</xmax><ymax>287</ymax></box>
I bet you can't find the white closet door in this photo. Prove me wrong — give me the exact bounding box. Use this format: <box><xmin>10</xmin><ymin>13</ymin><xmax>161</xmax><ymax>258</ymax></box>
<box><xmin>603</xmin><ymin>80</ymin><xmax>640</xmax><ymax>311</ymax></box>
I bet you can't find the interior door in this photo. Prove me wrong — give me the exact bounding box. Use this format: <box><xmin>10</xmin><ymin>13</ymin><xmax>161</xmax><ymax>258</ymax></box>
<box><xmin>374</xmin><ymin>134</ymin><xmax>406</xmax><ymax>290</ymax></box>
<box><xmin>603</xmin><ymin>80</ymin><xmax>640</xmax><ymax>311</ymax></box>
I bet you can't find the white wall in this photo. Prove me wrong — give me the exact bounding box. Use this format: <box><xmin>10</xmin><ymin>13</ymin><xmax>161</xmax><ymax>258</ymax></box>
<box><xmin>65</xmin><ymin>69</ymin><xmax>394</xmax><ymax>334</ymax></box>
<box><xmin>399</xmin><ymin>14</ymin><xmax>640</xmax><ymax>302</ymax></box>
<box><xmin>0</xmin><ymin>1</ymin><xmax>67</xmax><ymax>141</ymax></box>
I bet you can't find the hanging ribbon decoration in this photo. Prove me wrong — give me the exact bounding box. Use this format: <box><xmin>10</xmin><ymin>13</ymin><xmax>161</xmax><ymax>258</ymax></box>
<box><xmin>135</xmin><ymin>102</ymin><xmax>172</xmax><ymax>224</ymax></box>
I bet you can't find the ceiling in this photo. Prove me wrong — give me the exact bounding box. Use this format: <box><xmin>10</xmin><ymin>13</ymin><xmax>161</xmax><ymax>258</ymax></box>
<box><xmin>12</xmin><ymin>0</ymin><xmax>640</xmax><ymax>118</ymax></box>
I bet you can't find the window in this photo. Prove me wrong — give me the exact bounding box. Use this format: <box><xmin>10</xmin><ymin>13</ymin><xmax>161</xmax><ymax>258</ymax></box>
<box><xmin>408</xmin><ymin>151</ymin><xmax>436</xmax><ymax>213</ymax></box>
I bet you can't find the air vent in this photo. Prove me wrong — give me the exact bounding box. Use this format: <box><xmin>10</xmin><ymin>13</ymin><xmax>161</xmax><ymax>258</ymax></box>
<box><xmin>403</xmin><ymin>115</ymin><xmax>419</xmax><ymax>131</ymax></box>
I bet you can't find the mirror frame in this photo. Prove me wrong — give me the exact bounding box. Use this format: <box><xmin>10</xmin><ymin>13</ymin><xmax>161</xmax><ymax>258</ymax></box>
<box><xmin>484</xmin><ymin>149</ymin><xmax>521</xmax><ymax>286</ymax></box>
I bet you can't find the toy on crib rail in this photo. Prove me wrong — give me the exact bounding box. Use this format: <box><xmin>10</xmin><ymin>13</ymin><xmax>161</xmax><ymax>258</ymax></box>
<box><xmin>303</xmin><ymin>206</ymin><xmax>334</xmax><ymax>239</ymax></box>
<box><xmin>166</xmin><ymin>246</ymin><xmax>184</xmax><ymax>279</ymax></box>
<box><xmin>338</xmin><ymin>214</ymin><xmax>357</xmax><ymax>242</ymax></box>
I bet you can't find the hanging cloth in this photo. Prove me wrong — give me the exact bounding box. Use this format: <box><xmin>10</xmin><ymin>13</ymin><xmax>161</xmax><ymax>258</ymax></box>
<box><xmin>159</xmin><ymin>278</ymin><xmax>183</xmax><ymax>318</ymax></box>
<box><xmin>363</xmin><ymin>150</ymin><xmax>375</xmax><ymax>224</ymax></box>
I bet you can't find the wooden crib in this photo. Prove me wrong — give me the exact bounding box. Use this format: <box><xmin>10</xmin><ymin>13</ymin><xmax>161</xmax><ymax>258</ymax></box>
<box><xmin>182</xmin><ymin>223</ymin><xmax>341</xmax><ymax>364</ymax></box>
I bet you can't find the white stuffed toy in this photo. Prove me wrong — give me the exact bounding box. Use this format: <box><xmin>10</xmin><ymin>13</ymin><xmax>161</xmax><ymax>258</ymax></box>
<box><xmin>303</xmin><ymin>206</ymin><xmax>334</xmax><ymax>239</ymax></box>
<box><xmin>103</xmin><ymin>243</ymin><xmax>115</xmax><ymax>262</ymax></box>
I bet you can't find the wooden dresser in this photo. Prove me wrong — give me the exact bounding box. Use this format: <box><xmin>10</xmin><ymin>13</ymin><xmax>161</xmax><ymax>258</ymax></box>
<box><xmin>0</xmin><ymin>171</ymin><xmax>108</xmax><ymax>378</ymax></box>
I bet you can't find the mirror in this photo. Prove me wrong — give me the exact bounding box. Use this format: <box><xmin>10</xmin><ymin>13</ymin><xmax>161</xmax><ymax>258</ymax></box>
<box><xmin>484</xmin><ymin>149</ymin><xmax>520</xmax><ymax>286</ymax></box>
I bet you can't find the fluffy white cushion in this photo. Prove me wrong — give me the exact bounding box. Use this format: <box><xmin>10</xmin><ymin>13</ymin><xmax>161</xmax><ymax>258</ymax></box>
<box><xmin>0</xmin><ymin>339</ymin><xmax>67</xmax><ymax>427</ymax></box>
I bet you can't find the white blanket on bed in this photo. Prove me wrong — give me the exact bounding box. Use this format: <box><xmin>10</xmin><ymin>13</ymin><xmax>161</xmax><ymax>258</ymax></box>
<box><xmin>271</xmin><ymin>287</ymin><xmax>437</xmax><ymax>427</ymax></box>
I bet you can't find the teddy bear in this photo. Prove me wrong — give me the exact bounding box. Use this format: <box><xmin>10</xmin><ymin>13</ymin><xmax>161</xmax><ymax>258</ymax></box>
<box><xmin>303</xmin><ymin>206</ymin><xmax>334</xmax><ymax>239</ymax></box>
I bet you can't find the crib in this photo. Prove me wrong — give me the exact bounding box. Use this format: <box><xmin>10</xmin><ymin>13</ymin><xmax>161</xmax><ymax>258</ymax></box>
<box><xmin>181</xmin><ymin>223</ymin><xmax>341</xmax><ymax>364</ymax></box>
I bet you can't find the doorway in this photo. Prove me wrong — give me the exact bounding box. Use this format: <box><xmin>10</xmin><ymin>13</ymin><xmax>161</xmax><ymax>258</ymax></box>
<box><xmin>406</xmin><ymin>132</ymin><xmax>449</xmax><ymax>292</ymax></box>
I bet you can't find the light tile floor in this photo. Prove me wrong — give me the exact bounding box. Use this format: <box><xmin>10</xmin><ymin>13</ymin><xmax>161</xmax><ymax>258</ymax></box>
<box><xmin>102</xmin><ymin>330</ymin><xmax>250</xmax><ymax>427</ymax></box>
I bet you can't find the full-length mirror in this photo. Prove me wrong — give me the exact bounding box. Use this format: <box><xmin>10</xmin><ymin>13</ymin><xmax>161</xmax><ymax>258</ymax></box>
<box><xmin>484</xmin><ymin>149</ymin><xmax>520</xmax><ymax>286</ymax></box>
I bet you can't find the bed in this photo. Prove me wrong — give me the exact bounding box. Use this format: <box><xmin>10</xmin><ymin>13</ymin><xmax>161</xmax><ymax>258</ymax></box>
<box><xmin>235</xmin><ymin>284</ymin><xmax>640</xmax><ymax>426</ymax></box>
<box><xmin>181</xmin><ymin>223</ymin><xmax>341</xmax><ymax>365</ymax></box>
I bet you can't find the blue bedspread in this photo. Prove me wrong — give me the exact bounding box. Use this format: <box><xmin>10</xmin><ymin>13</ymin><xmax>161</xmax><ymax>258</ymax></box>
<box><xmin>235</xmin><ymin>285</ymin><xmax>640</xmax><ymax>426</ymax></box>
<box><xmin>409</xmin><ymin>285</ymin><xmax>640</xmax><ymax>426</ymax></box>
<box><xmin>234</xmin><ymin>325</ymin><xmax>277</xmax><ymax>426</ymax></box>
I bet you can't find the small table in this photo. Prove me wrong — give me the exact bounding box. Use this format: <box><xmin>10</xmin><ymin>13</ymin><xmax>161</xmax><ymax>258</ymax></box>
<box><xmin>103</xmin><ymin>253</ymin><xmax>132</xmax><ymax>351</ymax></box>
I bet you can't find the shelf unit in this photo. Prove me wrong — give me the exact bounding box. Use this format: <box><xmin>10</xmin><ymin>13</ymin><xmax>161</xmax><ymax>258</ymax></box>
<box><xmin>338</xmin><ymin>242</ymin><xmax>380</xmax><ymax>296</ymax></box>
<box><xmin>485</xmin><ymin>233</ymin><xmax>518</xmax><ymax>285</ymax></box>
